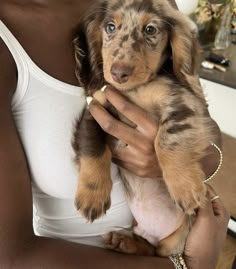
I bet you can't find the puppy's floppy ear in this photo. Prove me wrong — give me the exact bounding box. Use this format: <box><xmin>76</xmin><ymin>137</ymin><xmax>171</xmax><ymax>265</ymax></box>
<box><xmin>74</xmin><ymin>0</ymin><xmax>107</xmax><ymax>94</ymax></box>
<box><xmin>168</xmin><ymin>13</ymin><xmax>205</xmax><ymax>100</ymax></box>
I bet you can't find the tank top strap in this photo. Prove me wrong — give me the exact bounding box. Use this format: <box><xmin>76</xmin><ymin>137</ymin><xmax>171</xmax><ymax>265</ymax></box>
<box><xmin>0</xmin><ymin>20</ymin><xmax>29</xmax><ymax>108</ymax></box>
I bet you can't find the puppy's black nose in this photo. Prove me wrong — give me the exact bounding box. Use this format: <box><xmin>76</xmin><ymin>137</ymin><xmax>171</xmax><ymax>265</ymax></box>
<box><xmin>111</xmin><ymin>64</ymin><xmax>134</xmax><ymax>84</ymax></box>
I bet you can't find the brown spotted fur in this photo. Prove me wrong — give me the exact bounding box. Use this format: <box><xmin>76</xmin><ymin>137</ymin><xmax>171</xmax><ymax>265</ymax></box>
<box><xmin>72</xmin><ymin>0</ymin><xmax>220</xmax><ymax>256</ymax></box>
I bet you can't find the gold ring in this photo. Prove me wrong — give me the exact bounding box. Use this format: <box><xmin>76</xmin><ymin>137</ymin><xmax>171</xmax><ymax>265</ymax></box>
<box><xmin>211</xmin><ymin>195</ymin><xmax>220</xmax><ymax>202</ymax></box>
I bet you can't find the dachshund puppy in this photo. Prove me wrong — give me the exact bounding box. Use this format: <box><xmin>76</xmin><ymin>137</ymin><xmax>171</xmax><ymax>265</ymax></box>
<box><xmin>72</xmin><ymin>0</ymin><xmax>220</xmax><ymax>256</ymax></box>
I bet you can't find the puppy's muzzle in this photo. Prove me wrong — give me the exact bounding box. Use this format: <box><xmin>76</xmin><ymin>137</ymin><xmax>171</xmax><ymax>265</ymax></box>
<box><xmin>111</xmin><ymin>63</ymin><xmax>134</xmax><ymax>84</ymax></box>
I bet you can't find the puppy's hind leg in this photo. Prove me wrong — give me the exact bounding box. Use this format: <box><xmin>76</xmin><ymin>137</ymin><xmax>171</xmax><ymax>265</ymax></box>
<box><xmin>104</xmin><ymin>231</ymin><xmax>156</xmax><ymax>256</ymax></box>
<box><xmin>157</xmin><ymin>215</ymin><xmax>193</xmax><ymax>257</ymax></box>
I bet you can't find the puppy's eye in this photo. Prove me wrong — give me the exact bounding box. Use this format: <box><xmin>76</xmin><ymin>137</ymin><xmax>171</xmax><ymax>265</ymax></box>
<box><xmin>145</xmin><ymin>24</ymin><xmax>158</xmax><ymax>35</ymax></box>
<box><xmin>105</xmin><ymin>22</ymin><xmax>117</xmax><ymax>34</ymax></box>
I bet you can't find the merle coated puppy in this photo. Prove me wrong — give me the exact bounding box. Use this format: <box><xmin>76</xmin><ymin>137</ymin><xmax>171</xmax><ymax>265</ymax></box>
<box><xmin>72</xmin><ymin>0</ymin><xmax>220</xmax><ymax>256</ymax></box>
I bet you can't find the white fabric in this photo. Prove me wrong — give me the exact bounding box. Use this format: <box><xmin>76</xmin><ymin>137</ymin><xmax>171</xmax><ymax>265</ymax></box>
<box><xmin>0</xmin><ymin>21</ymin><xmax>132</xmax><ymax>247</ymax></box>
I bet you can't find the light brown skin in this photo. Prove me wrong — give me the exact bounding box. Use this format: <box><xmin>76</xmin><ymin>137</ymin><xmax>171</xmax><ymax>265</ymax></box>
<box><xmin>0</xmin><ymin>0</ymin><xmax>228</xmax><ymax>268</ymax></box>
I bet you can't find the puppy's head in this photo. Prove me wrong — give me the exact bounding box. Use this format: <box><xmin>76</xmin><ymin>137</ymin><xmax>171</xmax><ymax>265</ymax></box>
<box><xmin>75</xmin><ymin>0</ymin><xmax>200</xmax><ymax>94</ymax></box>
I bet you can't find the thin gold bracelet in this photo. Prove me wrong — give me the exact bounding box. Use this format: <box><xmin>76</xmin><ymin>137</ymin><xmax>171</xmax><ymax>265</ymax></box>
<box><xmin>203</xmin><ymin>142</ymin><xmax>223</xmax><ymax>183</ymax></box>
<box><xmin>169</xmin><ymin>254</ymin><xmax>188</xmax><ymax>269</ymax></box>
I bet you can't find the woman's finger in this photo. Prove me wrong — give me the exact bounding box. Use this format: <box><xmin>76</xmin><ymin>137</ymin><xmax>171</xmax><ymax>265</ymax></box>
<box><xmin>111</xmin><ymin>146</ymin><xmax>162</xmax><ymax>178</ymax></box>
<box><xmin>112</xmin><ymin>145</ymin><xmax>150</xmax><ymax>167</ymax></box>
<box><xmin>112</xmin><ymin>157</ymin><xmax>161</xmax><ymax>178</ymax></box>
<box><xmin>207</xmin><ymin>184</ymin><xmax>223</xmax><ymax>209</ymax></box>
<box><xmin>197</xmin><ymin>195</ymin><xmax>214</xmax><ymax>219</ymax></box>
<box><xmin>112</xmin><ymin>158</ymin><xmax>136</xmax><ymax>173</ymax></box>
<box><xmin>110</xmin><ymin>144</ymin><xmax>131</xmax><ymax>159</ymax></box>
<box><xmin>194</xmin><ymin>185</ymin><xmax>219</xmax><ymax>219</ymax></box>
<box><xmin>104</xmin><ymin>87</ymin><xmax>158</xmax><ymax>137</ymax></box>
<box><xmin>206</xmin><ymin>184</ymin><xmax>229</xmax><ymax>220</ymax></box>
<box><xmin>88</xmin><ymin>99</ymin><xmax>145</xmax><ymax>146</ymax></box>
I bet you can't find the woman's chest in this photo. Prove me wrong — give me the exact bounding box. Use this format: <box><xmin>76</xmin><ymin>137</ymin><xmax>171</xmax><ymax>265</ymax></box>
<box><xmin>13</xmin><ymin>78</ymin><xmax>86</xmax><ymax>198</ymax></box>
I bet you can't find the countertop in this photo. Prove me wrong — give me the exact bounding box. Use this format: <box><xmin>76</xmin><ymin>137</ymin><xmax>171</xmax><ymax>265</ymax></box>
<box><xmin>199</xmin><ymin>44</ymin><xmax>236</xmax><ymax>89</ymax></box>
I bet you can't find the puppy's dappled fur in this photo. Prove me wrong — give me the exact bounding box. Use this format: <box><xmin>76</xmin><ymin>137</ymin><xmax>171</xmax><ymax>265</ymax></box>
<box><xmin>72</xmin><ymin>0</ymin><xmax>219</xmax><ymax>256</ymax></box>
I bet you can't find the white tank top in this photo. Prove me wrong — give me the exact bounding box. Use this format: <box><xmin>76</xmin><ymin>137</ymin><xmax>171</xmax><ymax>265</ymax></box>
<box><xmin>0</xmin><ymin>20</ymin><xmax>132</xmax><ymax>248</ymax></box>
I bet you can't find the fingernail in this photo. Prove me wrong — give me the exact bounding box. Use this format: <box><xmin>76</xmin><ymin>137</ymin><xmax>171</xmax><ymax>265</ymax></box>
<box><xmin>86</xmin><ymin>97</ymin><xmax>93</xmax><ymax>105</ymax></box>
<box><xmin>101</xmin><ymin>85</ymin><xmax>107</xmax><ymax>92</ymax></box>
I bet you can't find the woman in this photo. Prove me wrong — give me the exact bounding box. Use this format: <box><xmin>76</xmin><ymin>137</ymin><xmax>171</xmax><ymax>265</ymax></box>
<box><xmin>0</xmin><ymin>0</ymin><xmax>229</xmax><ymax>268</ymax></box>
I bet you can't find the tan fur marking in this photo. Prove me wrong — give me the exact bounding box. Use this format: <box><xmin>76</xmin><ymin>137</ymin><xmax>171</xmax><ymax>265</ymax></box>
<box><xmin>127</xmin><ymin>78</ymin><xmax>172</xmax><ymax>110</ymax></box>
<box><xmin>93</xmin><ymin>90</ymin><xmax>107</xmax><ymax>105</ymax></box>
<box><xmin>75</xmin><ymin>146</ymin><xmax>112</xmax><ymax>222</ymax></box>
<box><xmin>113</xmin><ymin>13</ymin><xmax>122</xmax><ymax>27</ymax></box>
<box><xmin>141</xmin><ymin>14</ymin><xmax>153</xmax><ymax>26</ymax></box>
<box><xmin>155</xmin><ymin>146</ymin><xmax>207</xmax><ymax>215</ymax></box>
<box><xmin>157</xmin><ymin>215</ymin><xmax>193</xmax><ymax>256</ymax></box>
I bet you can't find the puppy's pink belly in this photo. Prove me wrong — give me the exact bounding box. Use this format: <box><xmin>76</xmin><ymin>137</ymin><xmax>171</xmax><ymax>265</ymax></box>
<box><xmin>123</xmin><ymin>172</ymin><xmax>184</xmax><ymax>246</ymax></box>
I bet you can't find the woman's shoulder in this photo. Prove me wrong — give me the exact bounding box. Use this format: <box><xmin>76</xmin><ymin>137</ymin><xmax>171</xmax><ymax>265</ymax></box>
<box><xmin>0</xmin><ymin>2</ymin><xmax>80</xmax><ymax>86</ymax></box>
<box><xmin>0</xmin><ymin>37</ymin><xmax>17</xmax><ymax>100</ymax></box>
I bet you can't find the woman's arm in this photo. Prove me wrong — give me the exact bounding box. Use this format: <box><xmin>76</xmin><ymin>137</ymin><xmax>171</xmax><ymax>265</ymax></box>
<box><xmin>12</xmin><ymin>238</ymin><xmax>174</xmax><ymax>269</ymax></box>
<box><xmin>0</xmin><ymin>39</ymin><xmax>175</xmax><ymax>269</ymax></box>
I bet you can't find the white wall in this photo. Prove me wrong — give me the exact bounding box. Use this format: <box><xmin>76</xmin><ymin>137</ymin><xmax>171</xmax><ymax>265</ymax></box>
<box><xmin>201</xmin><ymin>78</ymin><xmax>236</xmax><ymax>138</ymax></box>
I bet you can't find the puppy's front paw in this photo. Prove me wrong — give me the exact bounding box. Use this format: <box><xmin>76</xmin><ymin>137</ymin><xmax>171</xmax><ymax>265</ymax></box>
<box><xmin>170</xmin><ymin>182</ymin><xmax>207</xmax><ymax>215</ymax></box>
<box><xmin>75</xmin><ymin>177</ymin><xmax>112</xmax><ymax>222</ymax></box>
<box><xmin>75</xmin><ymin>149</ymin><xmax>112</xmax><ymax>222</ymax></box>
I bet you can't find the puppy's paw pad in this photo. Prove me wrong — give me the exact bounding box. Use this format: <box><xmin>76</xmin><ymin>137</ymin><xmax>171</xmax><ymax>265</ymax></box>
<box><xmin>104</xmin><ymin>232</ymin><xmax>137</xmax><ymax>254</ymax></box>
<box><xmin>175</xmin><ymin>184</ymin><xmax>207</xmax><ymax>214</ymax></box>
<box><xmin>75</xmin><ymin>183</ymin><xmax>112</xmax><ymax>222</ymax></box>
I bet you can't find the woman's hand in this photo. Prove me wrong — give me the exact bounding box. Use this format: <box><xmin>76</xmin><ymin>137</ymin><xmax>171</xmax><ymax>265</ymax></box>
<box><xmin>88</xmin><ymin>87</ymin><xmax>162</xmax><ymax>178</ymax></box>
<box><xmin>87</xmin><ymin>86</ymin><xmax>221</xmax><ymax>179</ymax></box>
<box><xmin>184</xmin><ymin>184</ymin><xmax>230</xmax><ymax>269</ymax></box>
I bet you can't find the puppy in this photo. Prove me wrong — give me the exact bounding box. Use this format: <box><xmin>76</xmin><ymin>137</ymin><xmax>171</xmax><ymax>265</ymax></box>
<box><xmin>72</xmin><ymin>0</ymin><xmax>220</xmax><ymax>256</ymax></box>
